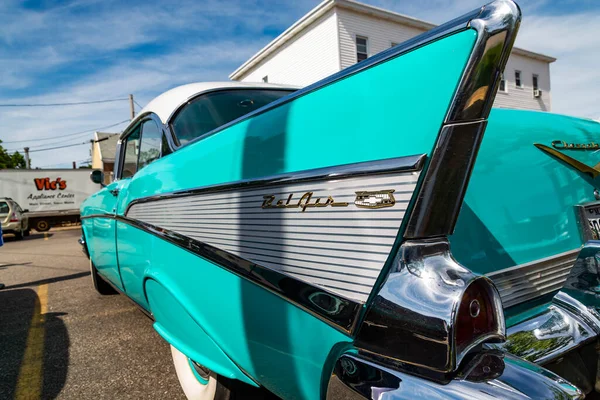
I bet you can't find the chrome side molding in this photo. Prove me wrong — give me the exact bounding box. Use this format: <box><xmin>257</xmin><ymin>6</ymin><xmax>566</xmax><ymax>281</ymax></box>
<box><xmin>487</xmin><ymin>248</ymin><xmax>580</xmax><ymax>308</ymax></box>
<box><xmin>355</xmin><ymin>239</ymin><xmax>505</xmax><ymax>373</ymax></box>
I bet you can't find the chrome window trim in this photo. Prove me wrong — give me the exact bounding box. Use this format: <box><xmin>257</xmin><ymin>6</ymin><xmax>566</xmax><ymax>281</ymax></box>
<box><xmin>166</xmin><ymin>87</ymin><xmax>296</xmax><ymax>148</ymax></box>
<box><xmin>115</xmin><ymin>112</ymin><xmax>176</xmax><ymax>180</ymax></box>
<box><xmin>124</xmin><ymin>154</ymin><xmax>425</xmax><ymax>214</ymax></box>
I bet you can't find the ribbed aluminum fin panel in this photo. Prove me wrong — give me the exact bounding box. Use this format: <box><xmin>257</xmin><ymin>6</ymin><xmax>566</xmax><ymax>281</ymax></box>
<box><xmin>487</xmin><ymin>249</ymin><xmax>579</xmax><ymax>308</ymax></box>
<box><xmin>127</xmin><ymin>171</ymin><xmax>420</xmax><ymax>302</ymax></box>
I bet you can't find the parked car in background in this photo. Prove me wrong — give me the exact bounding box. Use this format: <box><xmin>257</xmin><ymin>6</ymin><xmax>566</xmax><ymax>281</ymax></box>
<box><xmin>0</xmin><ymin>197</ymin><xmax>29</xmax><ymax>240</ymax></box>
<box><xmin>80</xmin><ymin>1</ymin><xmax>596</xmax><ymax>399</ymax></box>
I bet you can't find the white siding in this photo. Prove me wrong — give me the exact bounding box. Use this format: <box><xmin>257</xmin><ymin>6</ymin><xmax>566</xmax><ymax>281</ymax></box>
<box><xmin>337</xmin><ymin>7</ymin><xmax>425</xmax><ymax>69</ymax></box>
<box><xmin>235</xmin><ymin>4</ymin><xmax>553</xmax><ymax>112</ymax></box>
<box><xmin>336</xmin><ymin>7</ymin><xmax>552</xmax><ymax>111</ymax></box>
<box><xmin>240</xmin><ymin>10</ymin><xmax>340</xmax><ymax>86</ymax></box>
<box><xmin>493</xmin><ymin>54</ymin><xmax>552</xmax><ymax>111</ymax></box>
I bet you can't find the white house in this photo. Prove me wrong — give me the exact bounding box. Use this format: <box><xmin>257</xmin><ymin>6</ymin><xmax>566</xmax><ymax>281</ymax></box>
<box><xmin>230</xmin><ymin>0</ymin><xmax>556</xmax><ymax>112</ymax></box>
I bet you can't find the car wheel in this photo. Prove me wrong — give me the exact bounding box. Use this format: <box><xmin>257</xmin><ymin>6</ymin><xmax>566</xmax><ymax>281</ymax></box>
<box><xmin>171</xmin><ymin>345</ymin><xmax>218</xmax><ymax>400</ymax></box>
<box><xmin>14</xmin><ymin>228</ymin><xmax>24</xmax><ymax>240</ymax></box>
<box><xmin>170</xmin><ymin>346</ymin><xmax>271</xmax><ymax>399</ymax></box>
<box><xmin>90</xmin><ymin>259</ymin><xmax>117</xmax><ymax>295</ymax></box>
<box><xmin>35</xmin><ymin>219</ymin><xmax>51</xmax><ymax>232</ymax></box>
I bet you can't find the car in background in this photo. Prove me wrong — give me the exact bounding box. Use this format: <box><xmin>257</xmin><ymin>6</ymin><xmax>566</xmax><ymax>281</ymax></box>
<box><xmin>0</xmin><ymin>197</ymin><xmax>30</xmax><ymax>240</ymax></box>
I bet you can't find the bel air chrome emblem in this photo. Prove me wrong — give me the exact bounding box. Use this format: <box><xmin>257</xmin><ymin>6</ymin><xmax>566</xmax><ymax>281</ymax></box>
<box><xmin>262</xmin><ymin>189</ymin><xmax>397</xmax><ymax>211</ymax></box>
<box><xmin>262</xmin><ymin>192</ymin><xmax>349</xmax><ymax>212</ymax></box>
<box><xmin>354</xmin><ymin>190</ymin><xmax>396</xmax><ymax>209</ymax></box>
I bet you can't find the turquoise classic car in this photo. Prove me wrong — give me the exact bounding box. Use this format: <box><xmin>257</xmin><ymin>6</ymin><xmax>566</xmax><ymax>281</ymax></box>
<box><xmin>80</xmin><ymin>0</ymin><xmax>600</xmax><ymax>398</ymax></box>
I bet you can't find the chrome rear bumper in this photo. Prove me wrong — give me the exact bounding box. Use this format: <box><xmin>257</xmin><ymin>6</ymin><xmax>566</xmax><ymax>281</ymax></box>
<box><xmin>327</xmin><ymin>242</ymin><xmax>600</xmax><ymax>399</ymax></box>
<box><xmin>327</xmin><ymin>352</ymin><xmax>583</xmax><ymax>400</ymax></box>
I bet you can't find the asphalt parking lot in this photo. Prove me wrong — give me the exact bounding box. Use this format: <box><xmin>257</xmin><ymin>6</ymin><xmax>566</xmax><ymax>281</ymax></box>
<box><xmin>0</xmin><ymin>228</ymin><xmax>186</xmax><ymax>399</ymax></box>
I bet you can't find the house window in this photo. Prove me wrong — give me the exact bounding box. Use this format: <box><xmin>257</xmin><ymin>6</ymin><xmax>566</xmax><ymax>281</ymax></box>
<box><xmin>262</xmin><ymin>75</ymin><xmax>268</xmax><ymax>83</ymax></box>
<box><xmin>532</xmin><ymin>74</ymin><xmax>539</xmax><ymax>90</ymax></box>
<box><xmin>499</xmin><ymin>73</ymin><xmax>506</xmax><ymax>92</ymax></box>
<box><xmin>356</xmin><ymin>36</ymin><xmax>368</xmax><ymax>62</ymax></box>
<box><xmin>515</xmin><ymin>70</ymin><xmax>522</xmax><ymax>87</ymax></box>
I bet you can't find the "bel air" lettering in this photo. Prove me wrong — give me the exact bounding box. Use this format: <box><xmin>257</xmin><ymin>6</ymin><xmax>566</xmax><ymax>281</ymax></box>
<box><xmin>262</xmin><ymin>192</ymin><xmax>349</xmax><ymax>212</ymax></box>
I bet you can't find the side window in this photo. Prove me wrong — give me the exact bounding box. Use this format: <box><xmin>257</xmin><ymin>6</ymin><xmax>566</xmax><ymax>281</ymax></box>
<box><xmin>121</xmin><ymin>125</ymin><xmax>141</xmax><ymax>179</ymax></box>
<box><xmin>171</xmin><ymin>89</ymin><xmax>294</xmax><ymax>145</ymax></box>
<box><xmin>0</xmin><ymin>202</ymin><xmax>9</xmax><ymax>214</ymax></box>
<box><xmin>161</xmin><ymin>134</ymin><xmax>172</xmax><ymax>157</ymax></box>
<box><xmin>138</xmin><ymin>120</ymin><xmax>162</xmax><ymax>169</ymax></box>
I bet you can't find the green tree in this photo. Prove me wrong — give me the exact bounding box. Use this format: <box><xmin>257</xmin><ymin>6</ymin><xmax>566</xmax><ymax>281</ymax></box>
<box><xmin>0</xmin><ymin>140</ymin><xmax>27</xmax><ymax>169</ymax></box>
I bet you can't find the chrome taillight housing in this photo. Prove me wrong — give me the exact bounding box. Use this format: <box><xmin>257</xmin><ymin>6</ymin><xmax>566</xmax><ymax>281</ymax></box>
<box><xmin>456</xmin><ymin>278</ymin><xmax>505</xmax><ymax>358</ymax></box>
<box><xmin>356</xmin><ymin>238</ymin><xmax>505</xmax><ymax>374</ymax></box>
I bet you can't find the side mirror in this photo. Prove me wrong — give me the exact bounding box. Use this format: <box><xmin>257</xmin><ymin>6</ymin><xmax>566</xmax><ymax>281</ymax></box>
<box><xmin>90</xmin><ymin>170</ymin><xmax>105</xmax><ymax>187</ymax></box>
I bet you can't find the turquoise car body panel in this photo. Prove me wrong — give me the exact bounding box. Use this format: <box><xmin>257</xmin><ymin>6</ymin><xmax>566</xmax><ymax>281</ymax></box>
<box><xmin>451</xmin><ymin>109</ymin><xmax>600</xmax><ymax>277</ymax></box>
<box><xmin>81</xmin><ymin>181</ymin><xmax>124</xmax><ymax>290</ymax></box>
<box><xmin>110</xmin><ymin>30</ymin><xmax>476</xmax><ymax>214</ymax></box>
<box><xmin>81</xmin><ymin>29</ymin><xmax>478</xmax><ymax>400</ymax></box>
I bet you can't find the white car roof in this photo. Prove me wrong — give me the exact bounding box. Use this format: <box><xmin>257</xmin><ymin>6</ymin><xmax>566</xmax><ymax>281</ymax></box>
<box><xmin>139</xmin><ymin>81</ymin><xmax>297</xmax><ymax>124</ymax></box>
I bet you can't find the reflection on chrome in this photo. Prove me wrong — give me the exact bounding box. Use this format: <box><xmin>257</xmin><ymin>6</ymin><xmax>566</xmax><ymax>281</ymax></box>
<box><xmin>326</xmin><ymin>353</ymin><xmax>583</xmax><ymax>400</ymax></box>
<box><xmin>356</xmin><ymin>238</ymin><xmax>505</xmax><ymax>373</ymax></box>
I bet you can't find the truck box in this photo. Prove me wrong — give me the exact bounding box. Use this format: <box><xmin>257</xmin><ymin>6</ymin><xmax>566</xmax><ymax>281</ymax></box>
<box><xmin>0</xmin><ymin>169</ymin><xmax>101</xmax><ymax>231</ymax></box>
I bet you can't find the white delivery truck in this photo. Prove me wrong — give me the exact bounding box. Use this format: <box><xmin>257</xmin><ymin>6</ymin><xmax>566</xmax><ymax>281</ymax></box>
<box><xmin>0</xmin><ymin>169</ymin><xmax>101</xmax><ymax>232</ymax></box>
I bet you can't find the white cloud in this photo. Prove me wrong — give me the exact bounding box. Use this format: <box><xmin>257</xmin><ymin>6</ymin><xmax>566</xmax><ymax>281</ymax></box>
<box><xmin>1</xmin><ymin>0</ymin><xmax>598</xmax><ymax>169</ymax></box>
<box><xmin>0</xmin><ymin>39</ymin><xmax>271</xmax><ymax>167</ymax></box>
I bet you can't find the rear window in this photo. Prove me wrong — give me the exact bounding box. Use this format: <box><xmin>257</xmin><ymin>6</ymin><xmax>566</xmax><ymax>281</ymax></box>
<box><xmin>0</xmin><ymin>202</ymin><xmax>9</xmax><ymax>214</ymax></box>
<box><xmin>171</xmin><ymin>89</ymin><xmax>294</xmax><ymax>145</ymax></box>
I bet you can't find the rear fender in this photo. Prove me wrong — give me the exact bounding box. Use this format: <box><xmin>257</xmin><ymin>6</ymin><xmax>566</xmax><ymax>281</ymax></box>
<box><xmin>144</xmin><ymin>278</ymin><xmax>257</xmax><ymax>387</ymax></box>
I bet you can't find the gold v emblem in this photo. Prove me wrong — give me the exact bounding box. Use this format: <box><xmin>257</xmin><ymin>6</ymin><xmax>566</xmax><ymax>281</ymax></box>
<box><xmin>535</xmin><ymin>143</ymin><xmax>600</xmax><ymax>178</ymax></box>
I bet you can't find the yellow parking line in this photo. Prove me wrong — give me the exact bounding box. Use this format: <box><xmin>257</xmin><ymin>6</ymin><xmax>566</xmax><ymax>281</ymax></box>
<box><xmin>14</xmin><ymin>284</ymin><xmax>48</xmax><ymax>400</ymax></box>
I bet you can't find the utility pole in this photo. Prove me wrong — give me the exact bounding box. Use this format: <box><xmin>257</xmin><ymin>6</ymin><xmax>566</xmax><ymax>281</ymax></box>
<box><xmin>72</xmin><ymin>161</ymin><xmax>76</xmax><ymax>169</ymax></box>
<box><xmin>129</xmin><ymin>94</ymin><xmax>135</xmax><ymax>120</ymax></box>
<box><xmin>24</xmin><ymin>147</ymin><xmax>30</xmax><ymax>169</ymax></box>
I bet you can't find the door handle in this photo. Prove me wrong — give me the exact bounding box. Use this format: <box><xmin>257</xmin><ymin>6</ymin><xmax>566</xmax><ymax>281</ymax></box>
<box><xmin>109</xmin><ymin>188</ymin><xmax>120</xmax><ymax>197</ymax></box>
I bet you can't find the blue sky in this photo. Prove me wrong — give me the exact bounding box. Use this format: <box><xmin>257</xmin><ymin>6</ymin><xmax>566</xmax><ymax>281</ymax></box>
<box><xmin>1</xmin><ymin>0</ymin><xmax>599</xmax><ymax>168</ymax></box>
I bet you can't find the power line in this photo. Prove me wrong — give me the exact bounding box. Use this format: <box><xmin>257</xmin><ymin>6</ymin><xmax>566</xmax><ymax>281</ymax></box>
<box><xmin>28</xmin><ymin>141</ymin><xmax>91</xmax><ymax>153</ymax></box>
<box><xmin>0</xmin><ymin>98</ymin><xmax>128</xmax><ymax>107</ymax></box>
<box><xmin>133</xmin><ymin>99</ymin><xmax>143</xmax><ymax>109</ymax></box>
<box><xmin>37</xmin><ymin>158</ymin><xmax>92</xmax><ymax>168</ymax></box>
<box><xmin>2</xmin><ymin>119</ymin><xmax>129</xmax><ymax>146</ymax></box>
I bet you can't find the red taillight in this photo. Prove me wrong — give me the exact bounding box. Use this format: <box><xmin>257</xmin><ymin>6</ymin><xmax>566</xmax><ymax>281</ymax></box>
<box><xmin>455</xmin><ymin>278</ymin><xmax>504</xmax><ymax>357</ymax></box>
<box><xmin>9</xmin><ymin>213</ymin><xmax>18</xmax><ymax>222</ymax></box>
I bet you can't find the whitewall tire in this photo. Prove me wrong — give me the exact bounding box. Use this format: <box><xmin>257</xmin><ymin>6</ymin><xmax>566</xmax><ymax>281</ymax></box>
<box><xmin>171</xmin><ymin>345</ymin><xmax>218</xmax><ymax>400</ymax></box>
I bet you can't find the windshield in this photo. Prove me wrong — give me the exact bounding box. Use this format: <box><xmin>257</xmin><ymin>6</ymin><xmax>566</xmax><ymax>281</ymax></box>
<box><xmin>171</xmin><ymin>89</ymin><xmax>294</xmax><ymax>145</ymax></box>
